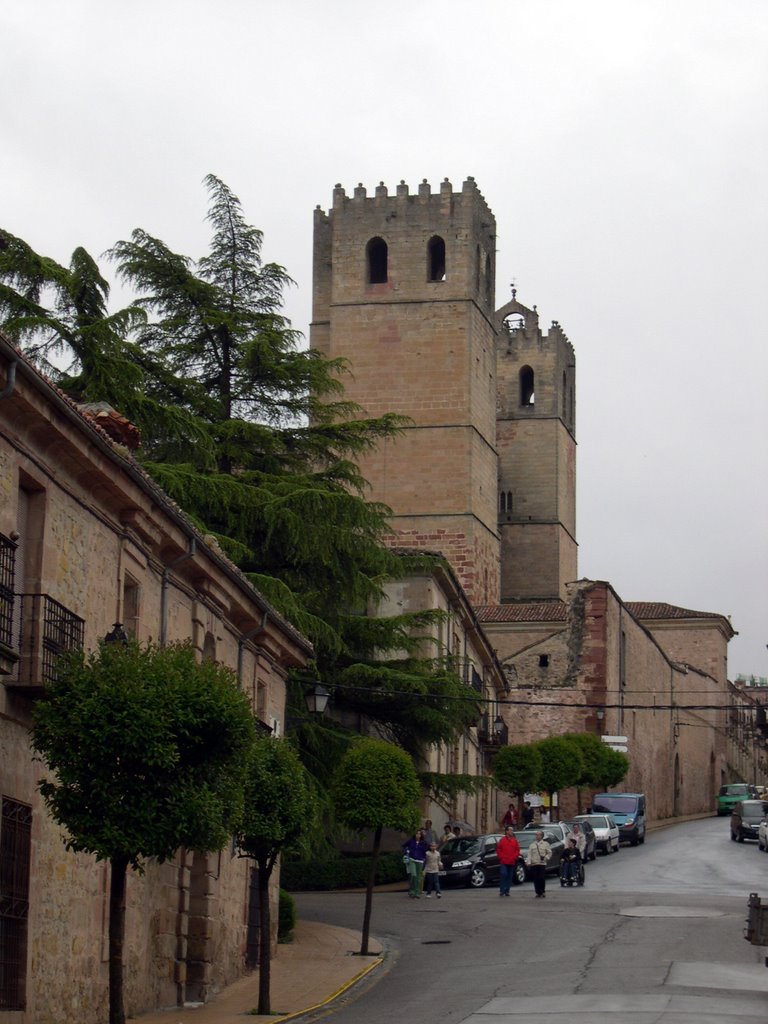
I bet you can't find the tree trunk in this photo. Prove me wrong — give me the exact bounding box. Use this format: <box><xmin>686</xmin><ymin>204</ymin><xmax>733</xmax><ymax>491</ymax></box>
<box><xmin>360</xmin><ymin>825</ymin><xmax>382</xmax><ymax>956</ymax></box>
<box><xmin>108</xmin><ymin>854</ymin><xmax>129</xmax><ymax>1024</ymax></box>
<box><xmin>257</xmin><ymin>856</ymin><xmax>273</xmax><ymax>1016</ymax></box>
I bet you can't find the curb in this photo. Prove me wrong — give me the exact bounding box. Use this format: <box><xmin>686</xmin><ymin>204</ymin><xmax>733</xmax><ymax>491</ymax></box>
<box><xmin>271</xmin><ymin>956</ymin><xmax>384</xmax><ymax>1022</ymax></box>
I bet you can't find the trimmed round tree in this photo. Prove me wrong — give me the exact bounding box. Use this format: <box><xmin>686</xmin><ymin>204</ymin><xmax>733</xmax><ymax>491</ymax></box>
<box><xmin>536</xmin><ymin>736</ymin><xmax>584</xmax><ymax>817</ymax></box>
<box><xmin>332</xmin><ymin>738</ymin><xmax>420</xmax><ymax>954</ymax></box>
<box><xmin>236</xmin><ymin>737</ymin><xmax>315</xmax><ymax>1015</ymax></box>
<box><xmin>492</xmin><ymin>743</ymin><xmax>543</xmax><ymax>823</ymax></box>
<box><xmin>31</xmin><ymin>641</ymin><xmax>255</xmax><ymax>1024</ymax></box>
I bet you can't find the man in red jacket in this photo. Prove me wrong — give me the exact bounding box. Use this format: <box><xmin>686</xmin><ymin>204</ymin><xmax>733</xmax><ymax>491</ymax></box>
<box><xmin>497</xmin><ymin>826</ymin><xmax>521</xmax><ymax>896</ymax></box>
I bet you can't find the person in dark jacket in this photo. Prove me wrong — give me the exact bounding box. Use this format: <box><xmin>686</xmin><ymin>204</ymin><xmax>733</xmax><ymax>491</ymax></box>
<box><xmin>402</xmin><ymin>829</ymin><xmax>428</xmax><ymax>898</ymax></box>
<box><xmin>560</xmin><ymin>838</ymin><xmax>580</xmax><ymax>886</ymax></box>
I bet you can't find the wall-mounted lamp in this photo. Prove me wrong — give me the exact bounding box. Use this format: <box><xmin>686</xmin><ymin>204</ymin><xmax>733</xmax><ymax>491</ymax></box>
<box><xmin>595</xmin><ymin>707</ymin><xmax>605</xmax><ymax>721</ymax></box>
<box><xmin>305</xmin><ymin>683</ymin><xmax>330</xmax><ymax>716</ymax></box>
<box><xmin>104</xmin><ymin>622</ymin><xmax>129</xmax><ymax>645</ymax></box>
<box><xmin>493</xmin><ymin>714</ymin><xmax>505</xmax><ymax>737</ymax></box>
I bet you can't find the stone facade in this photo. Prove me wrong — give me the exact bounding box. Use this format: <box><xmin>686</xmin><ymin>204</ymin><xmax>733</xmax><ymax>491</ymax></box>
<box><xmin>0</xmin><ymin>337</ymin><xmax>312</xmax><ymax>1023</ymax></box>
<box><xmin>313</xmin><ymin>177</ymin><xmax>736</xmax><ymax>828</ymax></box>
<box><xmin>311</xmin><ymin>178</ymin><xmax>500</xmax><ymax>606</ymax></box>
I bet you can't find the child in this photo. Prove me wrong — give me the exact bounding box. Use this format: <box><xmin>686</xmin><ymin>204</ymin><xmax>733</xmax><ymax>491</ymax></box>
<box><xmin>424</xmin><ymin>842</ymin><xmax>444</xmax><ymax>898</ymax></box>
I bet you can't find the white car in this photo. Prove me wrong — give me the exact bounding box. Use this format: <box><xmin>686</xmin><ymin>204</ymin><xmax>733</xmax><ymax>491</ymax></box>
<box><xmin>573</xmin><ymin>813</ymin><xmax>620</xmax><ymax>854</ymax></box>
<box><xmin>758</xmin><ymin>818</ymin><xmax>768</xmax><ymax>852</ymax></box>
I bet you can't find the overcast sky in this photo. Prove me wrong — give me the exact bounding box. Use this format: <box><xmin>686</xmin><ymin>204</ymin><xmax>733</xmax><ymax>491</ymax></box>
<box><xmin>4</xmin><ymin>1</ymin><xmax>767</xmax><ymax>677</ymax></box>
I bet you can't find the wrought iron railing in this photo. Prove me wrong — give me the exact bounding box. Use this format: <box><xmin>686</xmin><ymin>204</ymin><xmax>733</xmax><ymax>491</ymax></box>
<box><xmin>0</xmin><ymin>798</ymin><xmax>32</xmax><ymax>1010</ymax></box>
<box><xmin>17</xmin><ymin>594</ymin><xmax>84</xmax><ymax>685</ymax></box>
<box><xmin>0</xmin><ymin>533</ymin><xmax>16</xmax><ymax>650</ymax></box>
<box><xmin>478</xmin><ymin>712</ymin><xmax>509</xmax><ymax>747</ymax></box>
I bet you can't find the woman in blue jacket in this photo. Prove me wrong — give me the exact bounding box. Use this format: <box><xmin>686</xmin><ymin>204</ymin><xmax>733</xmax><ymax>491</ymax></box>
<box><xmin>402</xmin><ymin>829</ymin><xmax>428</xmax><ymax>898</ymax></box>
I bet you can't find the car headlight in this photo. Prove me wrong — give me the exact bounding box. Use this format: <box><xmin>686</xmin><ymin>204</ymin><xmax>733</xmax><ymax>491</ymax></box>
<box><xmin>451</xmin><ymin>860</ymin><xmax>471</xmax><ymax>868</ymax></box>
<box><xmin>625</xmin><ymin>819</ymin><xmax>635</xmax><ymax>826</ymax></box>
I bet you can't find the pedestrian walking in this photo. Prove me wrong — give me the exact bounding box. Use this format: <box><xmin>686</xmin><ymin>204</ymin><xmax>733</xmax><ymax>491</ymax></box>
<box><xmin>424</xmin><ymin>842</ymin><xmax>443</xmax><ymax>898</ymax></box>
<box><xmin>501</xmin><ymin>803</ymin><xmax>518</xmax><ymax>829</ymax></box>
<box><xmin>570</xmin><ymin>823</ymin><xmax>586</xmax><ymax>885</ymax></box>
<box><xmin>497</xmin><ymin>826</ymin><xmax>521</xmax><ymax>896</ymax></box>
<box><xmin>402</xmin><ymin>829</ymin><xmax>428</xmax><ymax>898</ymax></box>
<box><xmin>423</xmin><ymin>819</ymin><xmax>438</xmax><ymax>846</ymax></box>
<box><xmin>525</xmin><ymin>830</ymin><xmax>552</xmax><ymax>898</ymax></box>
<box><xmin>440</xmin><ymin>823</ymin><xmax>454</xmax><ymax>845</ymax></box>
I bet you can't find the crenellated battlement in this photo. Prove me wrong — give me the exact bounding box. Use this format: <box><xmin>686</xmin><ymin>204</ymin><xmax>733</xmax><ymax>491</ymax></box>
<box><xmin>314</xmin><ymin>176</ymin><xmax>493</xmax><ymax>223</ymax></box>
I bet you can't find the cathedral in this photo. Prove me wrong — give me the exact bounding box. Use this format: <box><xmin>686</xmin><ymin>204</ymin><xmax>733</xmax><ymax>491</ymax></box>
<box><xmin>310</xmin><ymin>176</ymin><xmax>735</xmax><ymax>823</ymax></box>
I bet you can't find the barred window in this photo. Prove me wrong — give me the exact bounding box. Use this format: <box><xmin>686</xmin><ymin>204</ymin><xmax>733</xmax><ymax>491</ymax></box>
<box><xmin>0</xmin><ymin>798</ymin><xmax>32</xmax><ymax>1010</ymax></box>
<box><xmin>0</xmin><ymin>533</ymin><xmax>16</xmax><ymax>649</ymax></box>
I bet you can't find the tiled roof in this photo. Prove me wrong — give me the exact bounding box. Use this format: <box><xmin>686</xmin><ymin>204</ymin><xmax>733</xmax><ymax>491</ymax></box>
<box><xmin>476</xmin><ymin>602</ymin><xmax>567</xmax><ymax>623</ymax></box>
<box><xmin>626</xmin><ymin>602</ymin><xmax>727</xmax><ymax>621</ymax></box>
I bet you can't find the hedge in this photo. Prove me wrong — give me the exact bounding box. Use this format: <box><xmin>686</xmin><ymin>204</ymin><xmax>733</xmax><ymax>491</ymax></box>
<box><xmin>280</xmin><ymin>851</ymin><xmax>406</xmax><ymax>892</ymax></box>
<box><xmin>278</xmin><ymin>889</ymin><xmax>296</xmax><ymax>943</ymax></box>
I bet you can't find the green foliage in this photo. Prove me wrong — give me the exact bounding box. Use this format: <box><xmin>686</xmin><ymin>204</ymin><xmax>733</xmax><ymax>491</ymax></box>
<box><xmin>332</xmin><ymin>738</ymin><xmax>420</xmax><ymax>835</ymax></box>
<box><xmin>31</xmin><ymin>641</ymin><xmax>255</xmax><ymax>869</ymax></box>
<box><xmin>535</xmin><ymin>736</ymin><xmax>584</xmax><ymax>797</ymax></box>
<box><xmin>4</xmin><ymin>180</ymin><xmax>481</xmax><ymax>791</ymax></box>
<box><xmin>594</xmin><ymin>746</ymin><xmax>630</xmax><ymax>789</ymax></box>
<box><xmin>492</xmin><ymin>743</ymin><xmax>543</xmax><ymax>796</ymax></box>
<box><xmin>281</xmin><ymin>851</ymin><xmax>404</xmax><ymax>892</ymax></box>
<box><xmin>420</xmin><ymin>771</ymin><xmax>487</xmax><ymax>803</ymax></box>
<box><xmin>236</xmin><ymin>736</ymin><xmax>315</xmax><ymax>864</ymax></box>
<box><xmin>277</xmin><ymin>890</ymin><xmax>297</xmax><ymax>943</ymax></box>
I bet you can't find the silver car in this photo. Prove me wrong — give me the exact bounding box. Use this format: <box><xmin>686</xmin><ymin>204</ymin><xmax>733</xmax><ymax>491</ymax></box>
<box><xmin>573</xmin><ymin>813</ymin><xmax>620</xmax><ymax>854</ymax></box>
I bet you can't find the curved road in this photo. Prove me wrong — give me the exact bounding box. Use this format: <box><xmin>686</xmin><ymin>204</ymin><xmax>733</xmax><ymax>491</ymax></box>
<box><xmin>295</xmin><ymin>817</ymin><xmax>768</xmax><ymax>1023</ymax></box>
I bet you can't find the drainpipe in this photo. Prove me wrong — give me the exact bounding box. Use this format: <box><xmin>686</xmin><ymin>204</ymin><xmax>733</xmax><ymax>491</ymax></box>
<box><xmin>237</xmin><ymin>613</ymin><xmax>269</xmax><ymax>689</ymax></box>
<box><xmin>0</xmin><ymin>359</ymin><xmax>17</xmax><ymax>400</ymax></box>
<box><xmin>160</xmin><ymin>539</ymin><xmax>196</xmax><ymax>646</ymax></box>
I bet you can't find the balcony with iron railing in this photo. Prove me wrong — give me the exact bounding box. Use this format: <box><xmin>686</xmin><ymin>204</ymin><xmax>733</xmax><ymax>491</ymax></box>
<box><xmin>478</xmin><ymin>711</ymin><xmax>509</xmax><ymax>748</ymax></box>
<box><xmin>5</xmin><ymin>594</ymin><xmax>85</xmax><ymax>695</ymax></box>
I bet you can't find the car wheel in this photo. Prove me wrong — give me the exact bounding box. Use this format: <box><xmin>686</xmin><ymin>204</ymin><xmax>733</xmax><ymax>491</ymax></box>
<box><xmin>512</xmin><ymin>860</ymin><xmax>526</xmax><ymax>885</ymax></box>
<box><xmin>639</xmin><ymin>834</ymin><xmax>645</xmax><ymax>845</ymax></box>
<box><xmin>590</xmin><ymin>849</ymin><xmax>597</xmax><ymax>862</ymax></box>
<box><xmin>613</xmin><ymin>841</ymin><xmax>620</xmax><ymax>853</ymax></box>
<box><xmin>630</xmin><ymin>837</ymin><xmax>639</xmax><ymax>847</ymax></box>
<box><xmin>469</xmin><ymin>865</ymin><xmax>486</xmax><ymax>888</ymax></box>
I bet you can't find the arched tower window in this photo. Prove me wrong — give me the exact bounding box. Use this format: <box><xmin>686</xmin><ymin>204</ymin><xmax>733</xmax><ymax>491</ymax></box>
<box><xmin>475</xmin><ymin>244</ymin><xmax>481</xmax><ymax>294</ymax></box>
<box><xmin>484</xmin><ymin>253</ymin><xmax>493</xmax><ymax>306</ymax></box>
<box><xmin>427</xmin><ymin>235</ymin><xmax>446</xmax><ymax>281</ymax></box>
<box><xmin>366</xmin><ymin>237</ymin><xmax>388</xmax><ymax>284</ymax></box>
<box><xmin>520</xmin><ymin>366</ymin><xmax>535</xmax><ymax>406</ymax></box>
<box><xmin>562</xmin><ymin>372</ymin><xmax>567</xmax><ymax>418</ymax></box>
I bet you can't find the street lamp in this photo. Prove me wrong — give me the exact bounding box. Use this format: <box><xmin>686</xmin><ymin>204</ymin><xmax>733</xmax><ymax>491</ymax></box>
<box><xmin>493</xmin><ymin>714</ymin><xmax>505</xmax><ymax>737</ymax></box>
<box><xmin>305</xmin><ymin>683</ymin><xmax>330</xmax><ymax>715</ymax></box>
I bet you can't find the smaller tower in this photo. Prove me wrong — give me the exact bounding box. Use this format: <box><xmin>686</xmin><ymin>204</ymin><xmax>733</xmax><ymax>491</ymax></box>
<box><xmin>495</xmin><ymin>290</ymin><xmax>577</xmax><ymax>602</ymax></box>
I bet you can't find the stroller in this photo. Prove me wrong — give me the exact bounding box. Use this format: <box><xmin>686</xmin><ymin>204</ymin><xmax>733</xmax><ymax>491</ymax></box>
<box><xmin>559</xmin><ymin>846</ymin><xmax>585</xmax><ymax>887</ymax></box>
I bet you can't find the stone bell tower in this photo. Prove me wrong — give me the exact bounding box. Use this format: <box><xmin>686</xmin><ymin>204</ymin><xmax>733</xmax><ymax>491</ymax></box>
<box><xmin>495</xmin><ymin>290</ymin><xmax>577</xmax><ymax>602</ymax></box>
<box><xmin>310</xmin><ymin>177</ymin><xmax>500</xmax><ymax>605</ymax></box>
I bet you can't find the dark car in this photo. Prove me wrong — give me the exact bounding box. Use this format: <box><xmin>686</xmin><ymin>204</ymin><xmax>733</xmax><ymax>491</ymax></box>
<box><xmin>730</xmin><ymin>800</ymin><xmax>768</xmax><ymax>843</ymax></box>
<box><xmin>563</xmin><ymin>819</ymin><xmax>597</xmax><ymax>861</ymax></box>
<box><xmin>440</xmin><ymin>833</ymin><xmax>526</xmax><ymax>888</ymax></box>
<box><xmin>515</xmin><ymin>825</ymin><xmax>571</xmax><ymax>875</ymax></box>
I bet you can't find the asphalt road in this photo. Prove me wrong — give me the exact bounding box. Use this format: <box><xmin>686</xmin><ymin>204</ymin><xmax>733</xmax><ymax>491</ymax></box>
<box><xmin>295</xmin><ymin>817</ymin><xmax>768</xmax><ymax>1023</ymax></box>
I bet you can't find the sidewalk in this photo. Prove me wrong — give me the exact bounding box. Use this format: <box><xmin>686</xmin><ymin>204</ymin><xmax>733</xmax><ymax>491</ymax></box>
<box><xmin>134</xmin><ymin>920</ymin><xmax>384</xmax><ymax>1024</ymax></box>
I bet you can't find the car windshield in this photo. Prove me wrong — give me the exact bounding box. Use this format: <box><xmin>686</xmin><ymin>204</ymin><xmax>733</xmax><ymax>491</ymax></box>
<box><xmin>442</xmin><ymin>837</ymin><xmax>481</xmax><ymax>856</ymax></box>
<box><xmin>579</xmin><ymin>815</ymin><xmax>609</xmax><ymax>828</ymax></box>
<box><xmin>514</xmin><ymin>831</ymin><xmax>561</xmax><ymax>848</ymax></box>
<box><xmin>592</xmin><ymin>796</ymin><xmax>638</xmax><ymax>814</ymax></box>
<box><xmin>721</xmin><ymin>784</ymin><xmax>750</xmax><ymax>796</ymax></box>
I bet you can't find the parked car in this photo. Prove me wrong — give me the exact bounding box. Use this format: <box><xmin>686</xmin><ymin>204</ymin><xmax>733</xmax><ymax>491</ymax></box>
<box><xmin>440</xmin><ymin>833</ymin><xmax>526</xmax><ymax>888</ymax></box>
<box><xmin>591</xmin><ymin>793</ymin><xmax>646</xmax><ymax>846</ymax></box>
<box><xmin>758</xmin><ymin>818</ymin><xmax>768</xmax><ymax>851</ymax></box>
<box><xmin>731</xmin><ymin>800</ymin><xmax>768</xmax><ymax>843</ymax></box>
<box><xmin>573</xmin><ymin>813</ymin><xmax>620</xmax><ymax>854</ymax></box>
<box><xmin>717</xmin><ymin>783</ymin><xmax>757</xmax><ymax>816</ymax></box>
<box><xmin>515</xmin><ymin>825</ymin><xmax>572</xmax><ymax>875</ymax></box>
<box><xmin>563</xmin><ymin>819</ymin><xmax>597</xmax><ymax>861</ymax></box>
